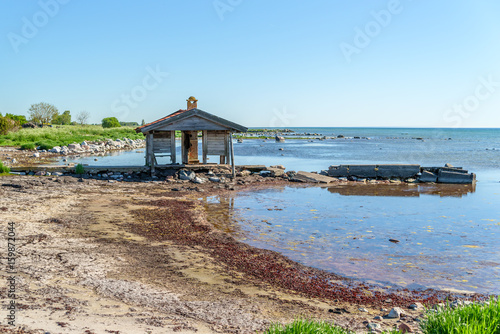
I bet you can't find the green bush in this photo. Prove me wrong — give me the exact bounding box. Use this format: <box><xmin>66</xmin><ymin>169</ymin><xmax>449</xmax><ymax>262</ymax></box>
<box><xmin>102</xmin><ymin>117</ymin><xmax>121</xmax><ymax>128</ymax></box>
<box><xmin>75</xmin><ymin>163</ymin><xmax>85</xmax><ymax>174</ymax></box>
<box><xmin>20</xmin><ymin>143</ymin><xmax>36</xmax><ymax>150</ymax></box>
<box><xmin>0</xmin><ymin>161</ymin><xmax>10</xmax><ymax>174</ymax></box>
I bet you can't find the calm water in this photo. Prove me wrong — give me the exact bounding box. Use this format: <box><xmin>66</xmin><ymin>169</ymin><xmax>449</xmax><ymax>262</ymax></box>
<box><xmin>63</xmin><ymin>127</ymin><xmax>500</xmax><ymax>293</ymax></box>
<box><xmin>64</xmin><ymin>127</ymin><xmax>500</xmax><ymax>177</ymax></box>
<box><xmin>203</xmin><ymin>182</ymin><xmax>499</xmax><ymax>294</ymax></box>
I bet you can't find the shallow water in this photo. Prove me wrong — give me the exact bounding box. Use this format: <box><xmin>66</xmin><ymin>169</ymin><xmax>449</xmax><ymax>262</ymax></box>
<box><xmin>59</xmin><ymin>127</ymin><xmax>500</xmax><ymax>293</ymax></box>
<box><xmin>202</xmin><ymin>182</ymin><xmax>500</xmax><ymax>295</ymax></box>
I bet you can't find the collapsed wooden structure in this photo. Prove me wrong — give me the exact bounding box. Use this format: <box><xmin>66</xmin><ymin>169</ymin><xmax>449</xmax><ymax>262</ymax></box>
<box><xmin>135</xmin><ymin>97</ymin><xmax>247</xmax><ymax>175</ymax></box>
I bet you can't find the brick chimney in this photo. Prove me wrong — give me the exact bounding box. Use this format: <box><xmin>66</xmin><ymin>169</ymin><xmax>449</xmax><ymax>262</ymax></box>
<box><xmin>186</xmin><ymin>96</ymin><xmax>198</xmax><ymax>110</ymax></box>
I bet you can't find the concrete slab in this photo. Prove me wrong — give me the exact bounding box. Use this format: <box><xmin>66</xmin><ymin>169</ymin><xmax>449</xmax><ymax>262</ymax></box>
<box><xmin>292</xmin><ymin>171</ymin><xmax>338</xmax><ymax>183</ymax></box>
<box><xmin>328</xmin><ymin>165</ymin><xmax>349</xmax><ymax>177</ymax></box>
<box><xmin>418</xmin><ymin>170</ymin><xmax>437</xmax><ymax>183</ymax></box>
<box><xmin>437</xmin><ymin>170</ymin><xmax>476</xmax><ymax>184</ymax></box>
<box><xmin>266</xmin><ymin>167</ymin><xmax>285</xmax><ymax>177</ymax></box>
<box><xmin>329</xmin><ymin>164</ymin><xmax>420</xmax><ymax>179</ymax></box>
<box><xmin>376</xmin><ymin>164</ymin><xmax>420</xmax><ymax>179</ymax></box>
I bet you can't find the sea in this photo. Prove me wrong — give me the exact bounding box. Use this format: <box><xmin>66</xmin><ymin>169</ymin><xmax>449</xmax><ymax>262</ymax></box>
<box><xmin>62</xmin><ymin>127</ymin><xmax>500</xmax><ymax>294</ymax></box>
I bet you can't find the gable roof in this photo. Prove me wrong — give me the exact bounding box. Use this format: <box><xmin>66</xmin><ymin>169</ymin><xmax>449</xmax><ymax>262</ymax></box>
<box><xmin>136</xmin><ymin>108</ymin><xmax>247</xmax><ymax>133</ymax></box>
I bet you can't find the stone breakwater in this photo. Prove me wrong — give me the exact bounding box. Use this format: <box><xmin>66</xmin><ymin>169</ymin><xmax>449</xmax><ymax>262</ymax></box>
<box><xmin>47</xmin><ymin>138</ymin><xmax>145</xmax><ymax>155</ymax></box>
<box><xmin>1</xmin><ymin>138</ymin><xmax>146</xmax><ymax>167</ymax></box>
<box><xmin>327</xmin><ymin>164</ymin><xmax>476</xmax><ymax>184</ymax></box>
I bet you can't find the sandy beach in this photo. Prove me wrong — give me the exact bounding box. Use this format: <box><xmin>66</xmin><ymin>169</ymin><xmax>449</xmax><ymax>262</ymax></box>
<box><xmin>1</xmin><ymin>168</ymin><xmax>483</xmax><ymax>334</ymax></box>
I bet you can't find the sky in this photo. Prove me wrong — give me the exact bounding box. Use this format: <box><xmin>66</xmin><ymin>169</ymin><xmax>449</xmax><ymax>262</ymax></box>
<box><xmin>1</xmin><ymin>1</ymin><xmax>500</xmax><ymax>128</ymax></box>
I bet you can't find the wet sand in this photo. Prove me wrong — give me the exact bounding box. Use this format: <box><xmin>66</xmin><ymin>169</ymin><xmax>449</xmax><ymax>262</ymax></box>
<box><xmin>0</xmin><ymin>174</ymin><xmax>485</xmax><ymax>334</ymax></box>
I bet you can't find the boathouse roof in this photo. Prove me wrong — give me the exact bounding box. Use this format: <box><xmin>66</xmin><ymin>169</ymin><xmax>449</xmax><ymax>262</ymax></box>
<box><xmin>136</xmin><ymin>108</ymin><xmax>248</xmax><ymax>133</ymax></box>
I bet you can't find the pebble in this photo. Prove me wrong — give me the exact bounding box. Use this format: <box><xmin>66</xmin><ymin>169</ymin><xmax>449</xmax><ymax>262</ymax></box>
<box><xmin>359</xmin><ymin>307</ymin><xmax>368</xmax><ymax>312</ymax></box>
<box><xmin>409</xmin><ymin>302</ymin><xmax>423</xmax><ymax>310</ymax></box>
<box><xmin>366</xmin><ymin>323</ymin><xmax>381</xmax><ymax>330</ymax></box>
<box><xmin>398</xmin><ymin>323</ymin><xmax>413</xmax><ymax>333</ymax></box>
<box><xmin>387</xmin><ymin>307</ymin><xmax>404</xmax><ymax>318</ymax></box>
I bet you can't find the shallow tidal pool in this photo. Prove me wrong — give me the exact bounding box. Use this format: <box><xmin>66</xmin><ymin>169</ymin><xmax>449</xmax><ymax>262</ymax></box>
<box><xmin>202</xmin><ymin>182</ymin><xmax>500</xmax><ymax>295</ymax></box>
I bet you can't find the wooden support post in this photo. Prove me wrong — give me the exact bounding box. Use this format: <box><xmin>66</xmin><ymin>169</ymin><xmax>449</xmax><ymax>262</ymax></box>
<box><xmin>181</xmin><ymin>131</ymin><xmax>187</xmax><ymax>164</ymax></box>
<box><xmin>170</xmin><ymin>131</ymin><xmax>176</xmax><ymax>164</ymax></box>
<box><xmin>145</xmin><ymin>132</ymin><xmax>151</xmax><ymax>166</ymax></box>
<box><xmin>224</xmin><ymin>131</ymin><xmax>230</xmax><ymax>164</ymax></box>
<box><xmin>230</xmin><ymin>133</ymin><xmax>235</xmax><ymax>178</ymax></box>
<box><xmin>147</xmin><ymin>133</ymin><xmax>155</xmax><ymax>174</ymax></box>
<box><xmin>202</xmin><ymin>130</ymin><xmax>208</xmax><ymax>164</ymax></box>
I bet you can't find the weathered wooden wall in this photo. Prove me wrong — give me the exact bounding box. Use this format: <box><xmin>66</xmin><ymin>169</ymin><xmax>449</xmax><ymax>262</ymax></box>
<box><xmin>203</xmin><ymin>130</ymin><xmax>229</xmax><ymax>163</ymax></box>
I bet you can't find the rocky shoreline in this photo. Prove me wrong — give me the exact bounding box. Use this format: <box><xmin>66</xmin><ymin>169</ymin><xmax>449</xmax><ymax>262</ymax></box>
<box><xmin>0</xmin><ymin>138</ymin><xmax>145</xmax><ymax>168</ymax></box>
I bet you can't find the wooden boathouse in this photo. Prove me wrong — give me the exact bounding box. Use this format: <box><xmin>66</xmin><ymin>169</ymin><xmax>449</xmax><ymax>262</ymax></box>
<box><xmin>135</xmin><ymin>97</ymin><xmax>248</xmax><ymax>175</ymax></box>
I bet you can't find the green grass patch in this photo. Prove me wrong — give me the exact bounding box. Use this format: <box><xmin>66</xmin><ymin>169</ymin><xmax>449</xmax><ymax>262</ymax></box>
<box><xmin>0</xmin><ymin>161</ymin><xmax>10</xmax><ymax>174</ymax></box>
<box><xmin>20</xmin><ymin>143</ymin><xmax>36</xmax><ymax>150</ymax></box>
<box><xmin>262</xmin><ymin>299</ymin><xmax>500</xmax><ymax>334</ymax></box>
<box><xmin>420</xmin><ymin>297</ymin><xmax>500</xmax><ymax>334</ymax></box>
<box><xmin>35</xmin><ymin>141</ymin><xmax>55</xmax><ymax>150</ymax></box>
<box><xmin>264</xmin><ymin>319</ymin><xmax>352</xmax><ymax>334</ymax></box>
<box><xmin>0</xmin><ymin>125</ymin><xmax>144</xmax><ymax>148</ymax></box>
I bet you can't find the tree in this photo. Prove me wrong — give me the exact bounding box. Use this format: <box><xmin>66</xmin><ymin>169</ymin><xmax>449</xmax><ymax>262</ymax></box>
<box><xmin>5</xmin><ymin>113</ymin><xmax>27</xmax><ymax>125</ymax></box>
<box><xmin>28</xmin><ymin>102</ymin><xmax>58</xmax><ymax>124</ymax></box>
<box><xmin>0</xmin><ymin>116</ymin><xmax>16</xmax><ymax>135</ymax></box>
<box><xmin>141</xmin><ymin>119</ymin><xmax>145</xmax><ymax>126</ymax></box>
<box><xmin>102</xmin><ymin>117</ymin><xmax>121</xmax><ymax>128</ymax></box>
<box><xmin>53</xmin><ymin>110</ymin><xmax>71</xmax><ymax>125</ymax></box>
<box><xmin>76</xmin><ymin>110</ymin><xmax>90</xmax><ymax>125</ymax></box>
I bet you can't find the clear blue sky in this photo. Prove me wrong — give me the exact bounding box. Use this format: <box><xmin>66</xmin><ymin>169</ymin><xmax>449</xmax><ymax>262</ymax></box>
<box><xmin>1</xmin><ymin>1</ymin><xmax>500</xmax><ymax>128</ymax></box>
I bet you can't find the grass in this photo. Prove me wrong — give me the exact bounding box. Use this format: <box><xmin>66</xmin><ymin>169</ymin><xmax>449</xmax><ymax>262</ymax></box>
<box><xmin>263</xmin><ymin>298</ymin><xmax>500</xmax><ymax>334</ymax></box>
<box><xmin>75</xmin><ymin>163</ymin><xmax>85</xmax><ymax>174</ymax></box>
<box><xmin>420</xmin><ymin>297</ymin><xmax>500</xmax><ymax>334</ymax></box>
<box><xmin>264</xmin><ymin>319</ymin><xmax>352</xmax><ymax>334</ymax></box>
<box><xmin>0</xmin><ymin>125</ymin><xmax>144</xmax><ymax>149</ymax></box>
<box><xmin>0</xmin><ymin>160</ymin><xmax>10</xmax><ymax>174</ymax></box>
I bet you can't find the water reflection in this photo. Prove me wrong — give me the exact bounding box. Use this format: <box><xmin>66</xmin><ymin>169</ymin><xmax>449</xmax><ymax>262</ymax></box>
<box><xmin>325</xmin><ymin>183</ymin><xmax>476</xmax><ymax>197</ymax></box>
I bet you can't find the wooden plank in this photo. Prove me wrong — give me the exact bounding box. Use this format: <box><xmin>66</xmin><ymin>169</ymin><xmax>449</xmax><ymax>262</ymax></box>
<box><xmin>207</xmin><ymin>149</ymin><xmax>226</xmax><ymax>155</ymax></box>
<box><xmin>207</xmin><ymin>144</ymin><xmax>226</xmax><ymax>150</ymax></box>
